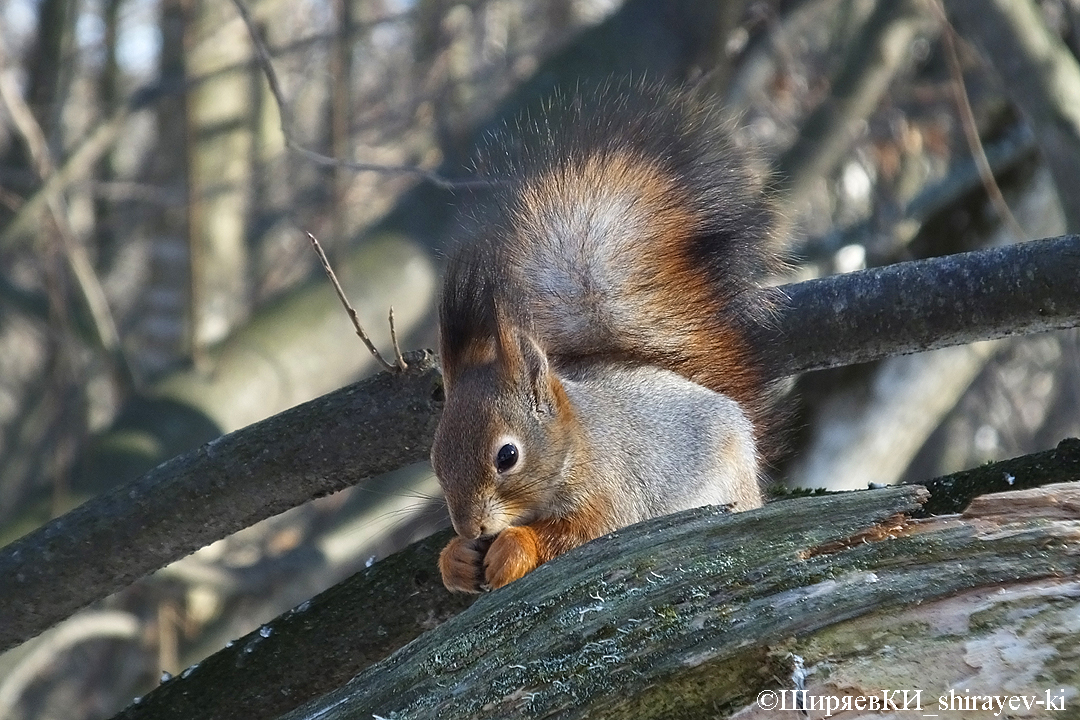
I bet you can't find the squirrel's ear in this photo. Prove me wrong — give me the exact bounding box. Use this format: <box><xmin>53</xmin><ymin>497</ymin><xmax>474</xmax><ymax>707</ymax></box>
<box><xmin>517</xmin><ymin>333</ymin><xmax>559</xmax><ymax>415</ymax></box>
<box><xmin>493</xmin><ymin>319</ymin><xmax>559</xmax><ymax>415</ymax></box>
<box><xmin>492</xmin><ymin>299</ymin><xmax>562</xmax><ymax>414</ymax></box>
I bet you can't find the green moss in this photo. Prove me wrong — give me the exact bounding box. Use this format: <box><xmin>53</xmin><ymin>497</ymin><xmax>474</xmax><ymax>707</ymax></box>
<box><xmin>594</xmin><ymin>648</ymin><xmax>774</xmax><ymax>719</ymax></box>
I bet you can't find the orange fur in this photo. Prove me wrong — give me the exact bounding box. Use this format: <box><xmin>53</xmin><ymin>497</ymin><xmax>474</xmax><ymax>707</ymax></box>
<box><xmin>439</xmin><ymin>536</ymin><xmax>489</xmax><ymax>593</ymax></box>
<box><xmin>433</xmin><ymin>82</ymin><xmax>780</xmax><ymax>594</ymax></box>
<box><xmin>483</xmin><ymin>526</ymin><xmax>541</xmax><ymax>588</ymax></box>
<box><xmin>515</xmin><ymin>148</ymin><xmax>769</xmax><ymax>438</ymax></box>
<box><xmin>442</xmin><ymin>495</ymin><xmax>618</xmax><ymax>591</ymax></box>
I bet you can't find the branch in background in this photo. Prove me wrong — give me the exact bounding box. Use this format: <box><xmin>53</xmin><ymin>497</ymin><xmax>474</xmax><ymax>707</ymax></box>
<box><xmin>0</xmin><ymin>351</ymin><xmax>444</xmax><ymax>653</ymax></box>
<box><xmin>946</xmin><ymin>0</ymin><xmax>1080</xmax><ymax>231</ymax></box>
<box><xmin>776</xmin><ymin>0</ymin><xmax>931</xmax><ymax>211</ymax></box>
<box><xmin>899</xmin><ymin>122</ymin><xmax>1034</xmax><ymax>233</ymax></box>
<box><xmin>228</xmin><ymin>0</ymin><xmax>484</xmax><ymax>190</ymax></box>
<box><xmin>0</xmin><ymin>97</ymin><xmax>134</xmax><ymax>252</ymax></box>
<box><xmin>789</xmin><ymin>340</ymin><xmax>1002</xmax><ymax>491</ymax></box>
<box><xmin>0</xmin><ymin>7</ymin><xmax>429</xmax><ymax>259</ymax></box>
<box><xmin>802</xmin><ymin>121</ymin><xmax>1036</xmax><ymax>259</ymax></box>
<box><xmin>931</xmin><ymin>0</ymin><xmax>1027</xmax><ymax>242</ymax></box>
<box><xmin>765</xmin><ymin>234</ymin><xmax>1080</xmax><ymax>377</ymax></box>
<box><xmin>2</xmin><ymin>235</ymin><xmax>1078</xmax><ymax>654</ymax></box>
<box><xmin>0</xmin><ymin>611</ymin><xmax>140</xmax><ymax>717</ymax></box>
<box><xmin>0</xmin><ymin>63</ymin><xmax>136</xmax><ymax>390</ymax></box>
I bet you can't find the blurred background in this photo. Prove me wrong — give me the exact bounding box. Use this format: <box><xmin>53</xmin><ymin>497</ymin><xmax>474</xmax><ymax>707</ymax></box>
<box><xmin>0</xmin><ymin>0</ymin><xmax>1078</xmax><ymax>717</ymax></box>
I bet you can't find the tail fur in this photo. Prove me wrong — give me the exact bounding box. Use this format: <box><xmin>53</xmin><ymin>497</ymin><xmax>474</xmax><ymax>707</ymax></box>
<box><xmin>440</xmin><ymin>81</ymin><xmax>784</xmax><ymax>450</ymax></box>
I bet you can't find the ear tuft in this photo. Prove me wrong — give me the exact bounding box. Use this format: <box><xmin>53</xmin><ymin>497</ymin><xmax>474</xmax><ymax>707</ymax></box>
<box><xmin>518</xmin><ymin>333</ymin><xmax>558</xmax><ymax>415</ymax></box>
<box><xmin>493</xmin><ymin>315</ymin><xmax>559</xmax><ymax>415</ymax></box>
<box><xmin>492</xmin><ymin>298</ymin><xmax>522</xmax><ymax>371</ymax></box>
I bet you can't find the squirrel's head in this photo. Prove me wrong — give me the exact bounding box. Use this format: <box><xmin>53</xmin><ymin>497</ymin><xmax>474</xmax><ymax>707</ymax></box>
<box><xmin>432</xmin><ymin>324</ymin><xmax>579</xmax><ymax>540</ymax></box>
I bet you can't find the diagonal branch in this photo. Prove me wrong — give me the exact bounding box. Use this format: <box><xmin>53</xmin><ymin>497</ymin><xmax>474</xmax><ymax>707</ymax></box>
<box><xmin>0</xmin><ymin>351</ymin><xmax>444</xmax><ymax>654</ymax></box>
<box><xmin>0</xmin><ymin>95</ymin><xmax>138</xmax><ymax>252</ymax></box>
<box><xmin>1</xmin><ymin>235</ymin><xmax>1078</xmax><ymax>655</ymax></box>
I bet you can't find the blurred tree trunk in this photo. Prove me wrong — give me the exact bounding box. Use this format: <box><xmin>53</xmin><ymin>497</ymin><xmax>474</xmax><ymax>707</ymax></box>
<box><xmin>19</xmin><ymin>0</ymin><xmax>70</xmax><ymax>144</ymax></box>
<box><xmin>139</xmin><ymin>0</ymin><xmax>194</xmax><ymax>376</ymax></box>
<box><xmin>328</xmin><ymin>0</ymin><xmax>354</xmax><ymax>248</ymax></box>
<box><xmin>94</xmin><ymin>0</ymin><xmax>125</xmax><ymax>266</ymax></box>
<box><xmin>0</xmin><ymin>0</ymin><xmax>71</xmax><ymax>226</ymax></box>
<box><xmin>184</xmin><ymin>0</ymin><xmax>255</xmax><ymax>360</ymax></box>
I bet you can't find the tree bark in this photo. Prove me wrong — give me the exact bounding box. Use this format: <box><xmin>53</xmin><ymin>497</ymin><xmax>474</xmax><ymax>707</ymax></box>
<box><xmin>765</xmin><ymin>234</ymin><xmax>1080</xmax><ymax>376</ymax></box>
<box><xmin>101</xmin><ymin>444</ymin><xmax>1080</xmax><ymax>720</ymax></box>
<box><xmin>912</xmin><ymin>436</ymin><xmax>1080</xmax><ymax>515</ymax></box>
<box><xmin>0</xmin><ymin>352</ymin><xmax>443</xmax><ymax>653</ymax></box>
<box><xmin>271</xmin><ymin>482</ymin><xmax>1079</xmax><ymax>720</ymax></box>
<box><xmin>184</xmin><ymin>0</ymin><xmax>255</xmax><ymax>354</ymax></box>
<box><xmin>2</xmin><ymin>235</ymin><xmax>1078</xmax><ymax>654</ymax></box>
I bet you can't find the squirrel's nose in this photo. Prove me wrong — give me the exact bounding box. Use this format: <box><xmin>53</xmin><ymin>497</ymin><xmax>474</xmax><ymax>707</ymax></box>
<box><xmin>452</xmin><ymin>518</ymin><xmax>482</xmax><ymax>540</ymax></box>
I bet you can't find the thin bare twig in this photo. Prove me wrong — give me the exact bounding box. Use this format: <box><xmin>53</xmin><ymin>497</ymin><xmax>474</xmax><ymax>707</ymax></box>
<box><xmin>0</xmin><ymin>95</ymin><xmax>134</xmax><ymax>252</ymax></box>
<box><xmin>306</xmin><ymin>232</ymin><xmax>399</xmax><ymax>373</ymax></box>
<box><xmin>932</xmin><ymin>0</ymin><xmax>1028</xmax><ymax>241</ymax></box>
<box><xmin>388</xmin><ymin>307</ymin><xmax>408</xmax><ymax>371</ymax></box>
<box><xmin>0</xmin><ymin>64</ymin><xmax>137</xmax><ymax>390</ymax></box>
<box><xmin>229</xmin><ymin>0</ymin><xmax>487</xmax><ymax>191</ymax></box>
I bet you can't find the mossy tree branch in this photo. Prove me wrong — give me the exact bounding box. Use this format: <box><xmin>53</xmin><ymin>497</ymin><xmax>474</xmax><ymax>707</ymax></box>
<box><xmin>2</xmin><ymin>235</ymin><xmax>1079</xmax><ymax>656</ymax></box>
<box><xmin>274</xmin><ymin>482</ymin><xmax>1078</xmax><ymax>720</ymax></box>
<box><xmin>106</xmin><ymin>445</ymin><xmax>1080</xmax><ymax>720</ymax></box>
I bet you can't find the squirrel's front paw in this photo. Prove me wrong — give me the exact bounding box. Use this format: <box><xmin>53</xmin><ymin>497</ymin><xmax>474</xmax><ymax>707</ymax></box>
<box><xmin>484</xmin><ymin>526</ymin><xmax>542</xmax><ymax>590</ymax></box>
<box><xmin>439</xmin><ymin>536</ymin><xmax>489</xmax><ymax>593</ymax></box>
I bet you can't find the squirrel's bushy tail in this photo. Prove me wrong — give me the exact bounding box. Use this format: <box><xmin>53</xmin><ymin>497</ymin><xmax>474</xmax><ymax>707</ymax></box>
<box><xmin>441</xmin><ymin>81</ymin><xmax>785</xmax><ymax>446</ymax></box>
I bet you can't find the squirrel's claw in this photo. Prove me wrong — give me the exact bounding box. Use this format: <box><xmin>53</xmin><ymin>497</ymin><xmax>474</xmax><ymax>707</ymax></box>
<box><xmin>438</xmin><ymin>536</ymin><xmax>488</xmax><ymax>593</ymax></box>
<box><xmin>484</xmin><ymin>526</ymin><xmax>542</xmax><ymax>590</ymax></box>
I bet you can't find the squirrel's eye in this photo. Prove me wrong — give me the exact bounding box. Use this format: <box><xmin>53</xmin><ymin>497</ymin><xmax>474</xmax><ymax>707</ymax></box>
<box><xmin>495</xmin><ymin>443</ymin><xmax>519</xmax><ymax>473</ymax></box>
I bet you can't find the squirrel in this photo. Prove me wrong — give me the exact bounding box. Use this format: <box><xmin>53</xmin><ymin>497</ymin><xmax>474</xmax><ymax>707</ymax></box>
<box><xmin>431</xmin><ymin>81</ymin><xmax>784</xmax><ymax>593</ymax></box>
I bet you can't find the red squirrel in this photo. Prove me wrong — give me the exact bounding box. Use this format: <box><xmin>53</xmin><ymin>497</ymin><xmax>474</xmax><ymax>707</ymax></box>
<box><xmin>431</xmin><ymin>82</ymin><xmax>783</xmax><ymax>593</ymax></box>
